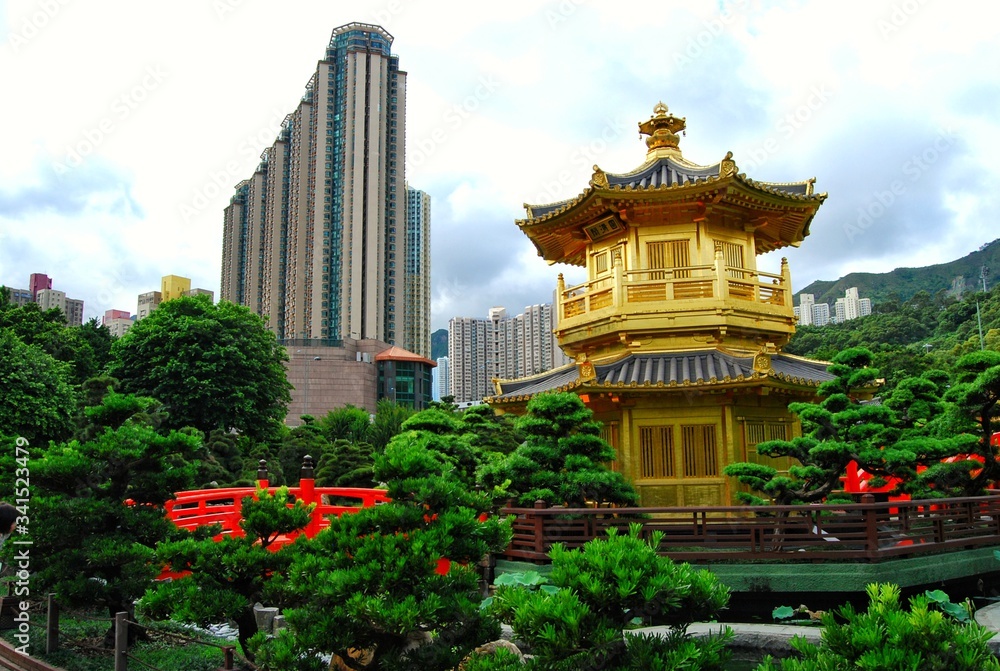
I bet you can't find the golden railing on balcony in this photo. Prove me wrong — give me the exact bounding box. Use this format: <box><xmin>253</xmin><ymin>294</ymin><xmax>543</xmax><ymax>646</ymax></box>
<box><xmin>558</xmin><ymin>262</ymin><xmax>790</xmax><ymax>321</ymax></box>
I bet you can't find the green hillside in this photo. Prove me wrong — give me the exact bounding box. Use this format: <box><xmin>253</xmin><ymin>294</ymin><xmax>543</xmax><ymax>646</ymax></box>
<box><xmin>431</xmin><ymin>328</ymin><xmax>448</xmax><ymax>361</ymax></box>
<box><xmin>797</xmin><ymin>238</ymin><xmax>1000</xmax><ymax>306</ymax></box>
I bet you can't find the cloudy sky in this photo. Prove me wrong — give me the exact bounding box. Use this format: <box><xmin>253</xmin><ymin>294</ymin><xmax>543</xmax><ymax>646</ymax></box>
<box><xmin>1</xmin><ymin>0</ymin><xmax>998</xmax><ymax>332</ymax></box>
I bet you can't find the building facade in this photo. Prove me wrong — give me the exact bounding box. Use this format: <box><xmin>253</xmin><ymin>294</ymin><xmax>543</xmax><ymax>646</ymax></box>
<box><xmin>448</xmin><ymin>303</ymin><xmax>569</xmax><ymax>403</ymax></box>
<box><xmin>404</xmin><ymin>185</ymin><xmax>431</xmax><ymax>359</ymax></box>
<box><xmin>137</xmin><ymin>291</ymin><xmax>161</xmax><ymax>320</ymax></box>
<box><xmin>435</xmin><ymin>356</ymin><xmax>450</xmax><ymax>400</ymax></box>
<box><xmin>221</xmin><ymin>23</ymin><xmax>410</xmax><ymax>347</ymax></box>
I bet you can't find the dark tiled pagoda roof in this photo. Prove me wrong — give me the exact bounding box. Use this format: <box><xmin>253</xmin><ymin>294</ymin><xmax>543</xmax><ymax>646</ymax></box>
<box><xmin>489</xmin><ymin>350</ymin><xmax>834</xmax><ymax>403</ymax></box>
<box><xmin>524</xmin><ymin>155</ymin><xmax>819</xmax><ymax>221</ymax></box>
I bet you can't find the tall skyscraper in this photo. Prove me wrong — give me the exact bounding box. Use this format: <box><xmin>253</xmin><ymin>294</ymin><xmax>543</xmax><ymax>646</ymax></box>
<box><xmin>449</xmin><ymin>304</ymin><xmax>569</xmax><ymax>403</ymax></box>
<box><xmin>222</xmin><ymin>23</ymin><xmax>408</xmax><ymax>345</ymax></box>
<box><xmin>405</xmin><ymin>185</ymin><xmax>431</xmax><ymax>358</ymax></box>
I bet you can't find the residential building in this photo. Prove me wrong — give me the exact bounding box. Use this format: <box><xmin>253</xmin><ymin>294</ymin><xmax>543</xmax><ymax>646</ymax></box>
<box><xmin>796</xmin><ymin>293</ymin><xmax>815</xmax><ymax>326</ymax></box>
<box><xmin>36</xmin><ymin>288</ymin><xmax>66</xmax><ymax>315</ymax></box>
<box><xmin>860</xmin><ymin>297</ymin><xmax>872</xmax><ymax>317</ymax></box>
<box><xmin>6</xmin><ymin>287</ymin><xmax>33</xmax><ymax>306</ymax></box>
<box><xmin>65</xmin><ymin>298</ymin><xmax>84</xmax><ymax>327</ymax></box>
<box><xmin>448</xmin><ymin>303</ymin><xmax>569</xmax><ymax>403</ymax></box>
<box><xmin>162</xmin><ymin>275</ymin><xmax>192</xmax><ymax>302</ymax></box>
<box><xmin>812</xmin><ymin>302</ymin><xmax>831</xmax><ymax>326</ymax></box>
<box><xmin>221</xmin><ymin>22</ymin><xmax>409</xmax><ymax>348</ymax></box>
<box><xmin>185</xmin><ymin>288</ymin><xmax>215</xmax><ymax>301</ymax></box>
<box><xmin>29</xmin><ymin>273</ymin><xmax>51</xmax><ymax>300</ymax></box>
<box><xmin>435</xmin><ymin>356</ymin><xmax>450</xmax><ymax>400</ymax></box>
<box><xmin>103</xmin><ymin>309</ymin><xmax>133</xmax><ymax>338</ymax></box>
<box><xmin>137</xmin><ymin>291</ymin><xmax>161</xmax><ymax>320</ymax></box>
<box><xmin>404</xmin><ymin>185</ymin><xmax>431</xmax><ymax>359</ymax></box>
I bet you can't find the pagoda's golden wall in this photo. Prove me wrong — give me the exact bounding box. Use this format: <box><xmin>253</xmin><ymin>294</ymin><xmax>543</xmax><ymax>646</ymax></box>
<box><xmin>592</xmin><ymin>390</ymin><xmax>800</xmax><ymax>506</ymax></box>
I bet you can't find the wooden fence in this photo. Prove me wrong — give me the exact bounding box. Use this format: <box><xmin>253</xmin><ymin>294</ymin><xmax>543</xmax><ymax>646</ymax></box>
<box><xmin>499</xmin><ymin>494</ymin><xmax>1000</xmax><ymax>563</ymax></box>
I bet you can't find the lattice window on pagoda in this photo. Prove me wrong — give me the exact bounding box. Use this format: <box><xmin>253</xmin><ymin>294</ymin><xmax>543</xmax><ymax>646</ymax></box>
<box><xmin>639</xmin><ymin>425</ymin><xmax>674</xmax><ymax>478</ymax></box>
<box><xmin>592</xmin><ymin>250</ymin><xmax>610</xmax><ymax>277</ymax></box>
<box><xmin>743</xmin><ymin>420</ymin><xmax>792</xmax><ymax>470</ymax></box>
<box><xmin>601</xmin><ymin>421</ymin><xmax>621</xmax><ymax>473</ymax></box>
<box><xmin>717</xmin><ymin>240</ymin><xmax>748</xmax><ymax>279</ymax></box>
<box><xmin>647</xmin><ymin>240</ymin><xmax>690</xmax><ymax>280</ymax></box>
<box><xmin>681</xmin><ymin>424</ymin><xmax>718</xmax><ymax>477</ymax></box>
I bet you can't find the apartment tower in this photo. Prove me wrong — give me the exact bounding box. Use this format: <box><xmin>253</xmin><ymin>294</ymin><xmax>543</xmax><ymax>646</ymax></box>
<box><xmin>405</xmin><ymin>185</ymin><xmax>431</xmax><ymax>358</ymax></box>
<box><xmin>222</xmin><ymin>23</ymin><xmax>407</xmax><ymax>344</ymax></box>
<box><xmin>448</xmin><ymin>304</ymin><xmax>569</xmax><ymax>403</ymax></box>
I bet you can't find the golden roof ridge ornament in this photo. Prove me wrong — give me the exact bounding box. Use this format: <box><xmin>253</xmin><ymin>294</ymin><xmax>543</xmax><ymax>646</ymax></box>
<box><xmin>638</xmin><ymin>101</ymin><xmax>686</xmax><ymax>160</ymax></box>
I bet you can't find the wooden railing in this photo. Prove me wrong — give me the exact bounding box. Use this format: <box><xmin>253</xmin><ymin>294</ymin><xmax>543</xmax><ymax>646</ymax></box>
<box><xmin>499</xmin><ymin>495</ymin><xmax>1000</xmax><ymax>563</ymax></box>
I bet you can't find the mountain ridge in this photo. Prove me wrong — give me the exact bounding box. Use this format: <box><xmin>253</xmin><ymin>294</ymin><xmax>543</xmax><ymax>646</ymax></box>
<box><xmin>796</xmin><ymin>238</ymin><xmax>1000</xmax><ymax>306</ymax></box>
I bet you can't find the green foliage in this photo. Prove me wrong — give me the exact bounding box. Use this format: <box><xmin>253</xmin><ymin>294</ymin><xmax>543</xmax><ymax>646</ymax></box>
<box><xmin>251</xmin><ymin>417</ymin><xmax>512</xmax><ymax>670</ymax></box>
<box><xmin>754</xmin><ymin>583</ymin><xmax>999</xmax><ymax>670</ymax></box>
<box><xmin>478</xmin><ymin>392</ymin><xmax>639</xmax><ymax>508</ymax></box>
<box><xmin>368</xmin><ymin>397</ymin><xmax>415</xmax><ymax>451</ymax></box>
<box><xmin>462</xmin><ymin>404</ymin><xmax>524</xmax><ymax>455</ymax></box>
<box><xmin>315</xmin><ymin>438</ymin><xmax>375</xmax><ymax>488</ymax></box>
<box><xmin>277</xmin><ymin>416</ymin><xmax>330</xmax><ymax>485</ymax></box>
<box><xmin>487</xmin><ymin>525</ymin><xmax>731</xmax><ymax>670</ymax></box>
<box><xmin>0</xmin><ymin>291</ymin><xmax>105</xmax><ymax>386</ymax></box>
<box><xmin>321</xmin><ymin>404</ymin><xmax>372</xmax><ymax>443</ymax></box>
<box><xmin>0</xmin><ymin>329</ymin><xmax>77</xmax><ymax>443</ymax></box>
<box><xmin>26</xmin><ymin>416</ymin><xmax>201</xmax><ymax>620</ymax></box>
<box><xmin>726</xmin><ymin>346</ymin><xmax>988</xmax><ymax>502</ymax></box>
<box><xmin>141</xmin><ymin>488</ymin><xmax>312</xmax><ymax>658</ymax></box>
<box><xmin>107</xmin><ymin>296</ymin><xmax>292</xmax><ymax>439</ymax></box>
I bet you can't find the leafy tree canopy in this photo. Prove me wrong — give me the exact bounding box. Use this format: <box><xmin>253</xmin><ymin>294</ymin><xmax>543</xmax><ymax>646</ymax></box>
<box><xmin>0</xmin><ymin>329</ymin><xmax>77</xmax><ymax>444</ymax></box>
<box><xmin>107</xmin><ymin>296</ymin><xmax>292</xmax><ymax>439</ymax></box>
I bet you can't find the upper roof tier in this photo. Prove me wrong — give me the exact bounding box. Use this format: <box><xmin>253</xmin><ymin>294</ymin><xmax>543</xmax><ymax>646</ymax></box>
<box><xmin>519</xmin><ymin>103</ymin><xmax>827</xmax><ymax>265</ymax></box>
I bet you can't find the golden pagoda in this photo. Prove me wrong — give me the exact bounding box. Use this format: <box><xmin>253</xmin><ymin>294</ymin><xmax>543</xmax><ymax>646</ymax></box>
<box><xmin>487</xmin><ymin>103</ymin><xmax>833</xmax><ymax>507</ymax></box>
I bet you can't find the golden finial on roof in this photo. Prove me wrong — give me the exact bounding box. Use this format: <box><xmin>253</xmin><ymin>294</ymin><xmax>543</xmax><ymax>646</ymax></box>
<box><xmin>638</xmin><ymin>102</ymin><xmax>686</xmax><ymax>159</ymax></box>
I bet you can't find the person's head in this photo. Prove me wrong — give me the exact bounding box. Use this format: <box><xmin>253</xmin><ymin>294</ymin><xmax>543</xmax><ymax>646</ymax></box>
<box><xmin>0</xmin><ymin>502</ymin><xmax>17</xmax><ymax>535</ymax></box>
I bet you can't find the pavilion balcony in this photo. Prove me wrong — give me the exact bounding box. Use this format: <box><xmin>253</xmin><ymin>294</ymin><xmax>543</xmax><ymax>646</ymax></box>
<box><xmin>556</xmin><ymin>255</ymin><xmax>794</xmax><ymax>341</ymax></box>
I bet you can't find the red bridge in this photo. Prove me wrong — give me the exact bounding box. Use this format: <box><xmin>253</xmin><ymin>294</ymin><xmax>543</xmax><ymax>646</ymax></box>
<box><xmin>164</xmin><ymin>457</ymin><xmax>388</xmax><ymax>545</ymax></box>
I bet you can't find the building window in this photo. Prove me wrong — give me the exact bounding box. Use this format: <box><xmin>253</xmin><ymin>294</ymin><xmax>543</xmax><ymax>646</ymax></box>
<box><xmin>639</xmin><ymin>425</ymin><xmax>674</xmax><ymax>478</ymax></box>
<box><xmin>681</xmin><ymin>424</ymin><xmax>718</xmax><ymax>477</ymax></box>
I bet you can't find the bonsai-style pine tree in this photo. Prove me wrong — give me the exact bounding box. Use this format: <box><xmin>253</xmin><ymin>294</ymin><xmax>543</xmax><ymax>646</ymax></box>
<box><xmin>26</xmin><ymin>396</ymin><xmax>201</xmax><ymax>643</ymax></box>
<box><xmin>943</xmin><ymin>350</ymin><xmax>1000</xmax><ymax>490</ymax></box>
<box><xmin>481</xmin><ymin>524</ymin><xmax>732</xmax><ymax>670</ymax></box>
<box><xmin>725</xmin><ymin>348</ymin><xmax>986</xmax><ymax>504</ymax></box>
<box><xmin>141</xmin><ymin>487</ymin><xmax>313</xmax><ymax>660</ymax></box>
<box><xmin>315</xmin><ymin>438</ymin><xmax>375</xmax><ymax>488</ymax></box>
<box><xmin>478</xmin><ymin>392</ymin><xmax>639</xmax><ymax>508</ymax></box>
<box><xmin>250</xmin><ymin>410</ymin><xmax>512</xmax><ymax>671</ymax></box>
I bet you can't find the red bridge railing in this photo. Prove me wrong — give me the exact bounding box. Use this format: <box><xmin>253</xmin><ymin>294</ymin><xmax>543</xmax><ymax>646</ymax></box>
<box><xmin>164</xmin><ymin>456</ymin><xmax>389</xmax><ymax>545</ymax></box>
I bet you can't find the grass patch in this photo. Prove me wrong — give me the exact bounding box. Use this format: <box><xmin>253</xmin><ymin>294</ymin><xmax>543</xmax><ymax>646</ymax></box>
<box><xmin>1</xmin><ymin>608</ymin><xmax>247</xmax><ymax>671</ymax></box>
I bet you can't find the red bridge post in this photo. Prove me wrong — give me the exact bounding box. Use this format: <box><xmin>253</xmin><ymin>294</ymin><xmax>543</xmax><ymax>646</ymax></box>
<box><xmin>300</xmin><ymin>455</ymin><xmax>320</xmax><ymax>538</ymax></box>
